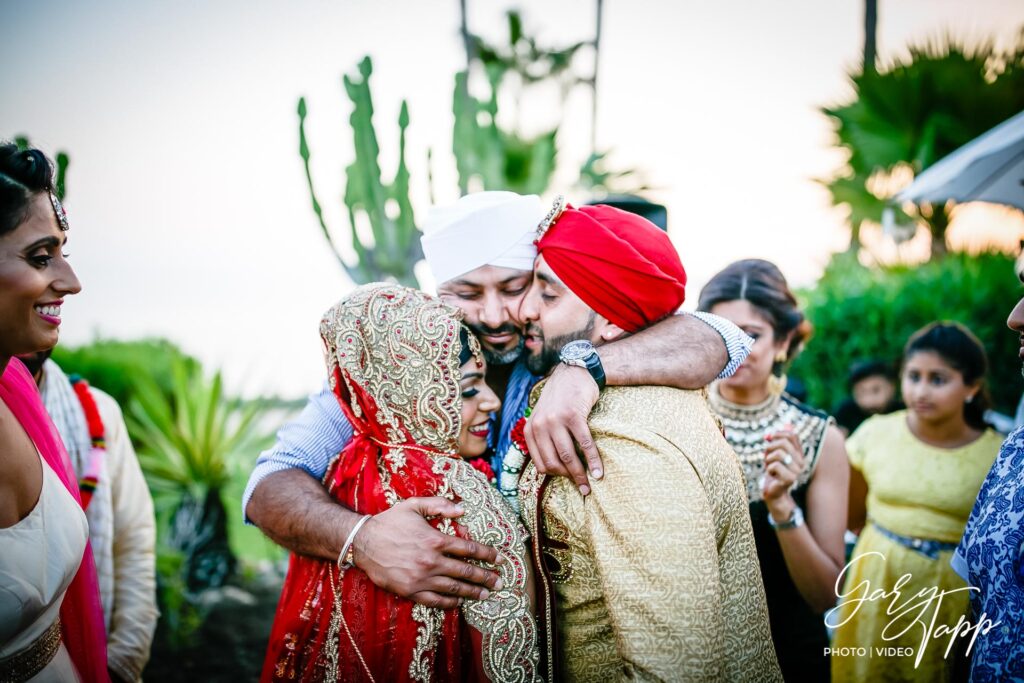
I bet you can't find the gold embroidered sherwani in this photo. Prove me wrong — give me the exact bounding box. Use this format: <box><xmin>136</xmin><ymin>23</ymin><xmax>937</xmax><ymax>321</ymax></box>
<box><xmin>520</xmin><ymin>385</ymin><xmax>782</xmax><ymax>682</ymax></box>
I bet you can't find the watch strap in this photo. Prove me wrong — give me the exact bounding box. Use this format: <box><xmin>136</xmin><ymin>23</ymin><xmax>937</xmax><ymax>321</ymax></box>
<box><xmin>587</xmin><ymin>354</ymin><xmax>606</xmax><ymax>391</ymax></box>
<box><xmin>767</xmin><ymin>505</ymin><xmax>804</xmax><ymax>531</ymax></box>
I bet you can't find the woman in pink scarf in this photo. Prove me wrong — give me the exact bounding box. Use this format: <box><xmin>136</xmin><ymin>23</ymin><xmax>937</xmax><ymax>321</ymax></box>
<box><xmin>0</xmin><ymin>143</ymin><xmax>109</xmax><ymax>683</ymax></box>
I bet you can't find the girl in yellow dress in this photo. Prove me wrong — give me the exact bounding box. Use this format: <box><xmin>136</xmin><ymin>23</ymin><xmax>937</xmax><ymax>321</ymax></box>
<box><xmin>830</xmin><ymin>322</ymin><xmax>1003</xmax><ymax>682</ymax></box>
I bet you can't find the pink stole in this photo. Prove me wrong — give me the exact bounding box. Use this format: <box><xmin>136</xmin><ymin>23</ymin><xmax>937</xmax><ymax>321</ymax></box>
<box><xmin>0</xmin><ymin>358</ymin><xmax>110</xmax><ymax>683</ymax></box>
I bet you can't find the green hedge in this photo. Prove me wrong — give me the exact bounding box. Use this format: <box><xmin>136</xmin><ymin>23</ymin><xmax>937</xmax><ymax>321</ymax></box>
<box><xmin>51</xmin><ymin>338</ymin><xmax>201</xmax><ymax>409</ymax></box>
<box><xmin>790</xmin><ymin>252</ymin><xmax>1021</xmax><ymax>417</ymax></box>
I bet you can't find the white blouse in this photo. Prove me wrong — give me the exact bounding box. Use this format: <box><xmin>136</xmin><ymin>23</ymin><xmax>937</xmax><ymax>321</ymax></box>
<box><xmin>0</xmin><ymin>455</ymin><xmax>88</xmax><ymax>681</ymax></box>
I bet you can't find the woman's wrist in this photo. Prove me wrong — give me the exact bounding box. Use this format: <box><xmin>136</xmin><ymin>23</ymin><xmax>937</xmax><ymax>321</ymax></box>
<box><xmin>765</xmin><ymin>495</ymin><xmax>797</xmax><ymax>524</ymax></box>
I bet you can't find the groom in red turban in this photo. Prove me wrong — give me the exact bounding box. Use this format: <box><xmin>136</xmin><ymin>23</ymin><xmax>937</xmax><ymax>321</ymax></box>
<box><xmin>516</xmin><ymin>202</ymin><xmax>781</xmax><ymax>681</ymax></box>
<box><xmin>521</xmin><ymin>202</ymin><xmax>688</xmax><ymax>375</ymax></box>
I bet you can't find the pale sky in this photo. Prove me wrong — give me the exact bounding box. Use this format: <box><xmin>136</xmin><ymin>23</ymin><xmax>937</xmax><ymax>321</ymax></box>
<box><xmin>2</xmin><ymin>0</ymin><xmax>1023</xmax><ymax>397</ymax></box>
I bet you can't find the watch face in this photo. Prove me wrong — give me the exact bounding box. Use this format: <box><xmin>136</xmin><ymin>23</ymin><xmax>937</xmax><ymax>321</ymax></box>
<box><xmin>560</xmin><ymin>339</ymin><xmax>594</xmax><ymax>361</ymax></box>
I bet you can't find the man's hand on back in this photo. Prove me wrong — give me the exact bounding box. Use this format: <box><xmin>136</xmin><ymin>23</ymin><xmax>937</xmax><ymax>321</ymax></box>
<box><xmin>353</xmin><ymin>497</ymin><xmax>504</xmax><ymax>610</ymax></box>
<box><xmin>524</xmin><ymin>363</ymin><xmax>603</xmax><ymax>495</ymax></box>
<box><xmin>247</xmin><ymin>470</ymin><xmax>501</xmax><ymax>610</ymax></box>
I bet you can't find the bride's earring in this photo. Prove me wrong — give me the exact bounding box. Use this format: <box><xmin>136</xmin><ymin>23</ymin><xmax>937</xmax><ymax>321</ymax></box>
<box><xmin>768</xmin><ymin>351</ymin><xmax>788</xmax><ymax>396</ymax></box>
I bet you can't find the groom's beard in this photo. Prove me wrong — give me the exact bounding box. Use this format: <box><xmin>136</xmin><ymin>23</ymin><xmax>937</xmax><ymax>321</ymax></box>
<box><xmin>524</xmin><ymin>316</ymin><xmax>596</xmax><ymax>376</ymax></box>
<box><xmin>467</xmin><ymin>322</ymin><xmax>524</xmax><ymax>365</ymax></box>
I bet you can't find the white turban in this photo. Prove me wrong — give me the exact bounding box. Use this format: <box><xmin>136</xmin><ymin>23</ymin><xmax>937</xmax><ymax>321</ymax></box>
<box><xmin>420</xmin><ymin>191</ymin><xmax>546</xmax><ymax>284</ymax></box>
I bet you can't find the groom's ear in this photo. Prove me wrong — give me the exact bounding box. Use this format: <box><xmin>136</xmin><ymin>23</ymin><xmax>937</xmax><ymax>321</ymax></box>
<box><xmin>595</xmin><ymin>315</ymin><xmax>626</xmax><ymax>344</ymax></box>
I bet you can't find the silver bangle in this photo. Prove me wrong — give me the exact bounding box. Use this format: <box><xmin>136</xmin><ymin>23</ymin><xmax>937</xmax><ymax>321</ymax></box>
<box><xmin>338</xmin><ymin>514</ymin><xmax>373</xmax><ymax>569</ymax></box>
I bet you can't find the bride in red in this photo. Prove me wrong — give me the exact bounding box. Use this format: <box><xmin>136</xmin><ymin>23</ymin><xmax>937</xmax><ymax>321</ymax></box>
<box><xmin>261</xmin><ymin>284</ymin><xmax>539</xmax><ymax>682</ymax></box>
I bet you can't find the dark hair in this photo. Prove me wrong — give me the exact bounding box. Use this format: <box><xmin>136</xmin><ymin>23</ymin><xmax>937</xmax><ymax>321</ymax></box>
<box><xmin>697</xmin><ymin>259</ymin><xmax>812</xmax><ymax>362</ymax></box>
<box><xmin>458</xmin><ymin>326</ymin><xmax>474</xmax><ymax>367</ymax></box>
<box><xmin>903</xmin><ymin>321</ymin><xmax>991</xmax><ymax>430</ymax></box>
<box><xmin>0</xmin><ymin>142</ymin><xmax>57</xmax><ymax>236</ymax></box>
<box><xmin>847</xmin><ymin>358</ymin><xmax>897</xmax><ymax>390</ymax></box>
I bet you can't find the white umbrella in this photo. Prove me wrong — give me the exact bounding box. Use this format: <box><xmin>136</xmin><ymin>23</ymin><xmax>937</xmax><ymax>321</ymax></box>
<box><xmin>894</xmin><ymin>109</ymin><xmax>1024</xmax><ymax>211</ymax></box>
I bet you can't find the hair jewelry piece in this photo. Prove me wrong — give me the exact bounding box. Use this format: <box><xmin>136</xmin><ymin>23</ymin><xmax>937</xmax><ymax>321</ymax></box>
<box><xmin>536</xmin><ymin>194</ymin><xmax>567</xmax><ymax>238</ymax></box>
<box><xmin>48</xmin><ymin>192</ymin><xmax>69</xmax><ymax>231</ymax></box>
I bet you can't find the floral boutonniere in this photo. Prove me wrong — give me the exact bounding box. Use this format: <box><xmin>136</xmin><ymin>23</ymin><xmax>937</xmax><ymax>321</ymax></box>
<box><xmin>467</xmin><ymin>456</ymin><xmax>497</xmax><ymax>485</ymax></box>
<box><xmin>499</xmin><ymin>410</ymin><xmax>531</xmax><ymax>512</ymax></box>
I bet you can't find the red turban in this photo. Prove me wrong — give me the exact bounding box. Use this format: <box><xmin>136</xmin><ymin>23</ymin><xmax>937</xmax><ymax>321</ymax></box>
<box><xmin>536</xmin><ymin>204</ymin><xmax>686</xmax><ymax>333</ymax></box>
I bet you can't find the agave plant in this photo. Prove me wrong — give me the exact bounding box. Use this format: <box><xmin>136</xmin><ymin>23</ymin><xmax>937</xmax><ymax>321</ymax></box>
<box><xmin>129</xmin><ymin>359</ymin><xmax>271</xmax><ymax>592</ymax></box>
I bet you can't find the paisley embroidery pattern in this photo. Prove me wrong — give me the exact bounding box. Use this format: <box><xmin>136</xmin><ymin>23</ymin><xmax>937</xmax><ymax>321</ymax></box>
<box><xmin>320</xmin><ymin>283</ymin><xmax>469</xmax><ymax>452</ymax></box>
<box><xmin>319</xmin><ymin>284</ymin><xmax>538</xmax><ymax>682</ymax></box>
<box><xmin>447</xmin><ymin>458</ymin><xmax>539</xmax><ymax>682</ymax></box>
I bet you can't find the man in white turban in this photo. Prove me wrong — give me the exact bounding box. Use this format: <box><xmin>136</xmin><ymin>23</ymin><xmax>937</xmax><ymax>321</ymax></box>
<box><xmin>244</xmin><ymin>191</ymin><xmax>753</xmax><ymax>613</ymax></box>
<box><xmin>421</xmin><ymin>190</ymin><xmax>544</xmax><ymax>286</ymax></box>
<box><xmin>420</xmin><ymin>191</ymin><xmax>546</xmax><ymax>364</ymax></box>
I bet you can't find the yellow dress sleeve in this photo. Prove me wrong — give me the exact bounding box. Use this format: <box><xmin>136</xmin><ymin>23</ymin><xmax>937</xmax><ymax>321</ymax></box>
<box><xmin>845</xmin><ymin>416</ymin><xmax>872</xmax><ymax>472</ymax></box>
<box><xmin>584</xmin><ymin>429</ymin><xmax>726</xmax><ymax>682</ymax></box>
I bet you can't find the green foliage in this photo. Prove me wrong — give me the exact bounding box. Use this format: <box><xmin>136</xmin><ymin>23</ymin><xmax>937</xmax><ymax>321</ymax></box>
<box><xmin>55</xmin><ymin>341</ymin><xmax>280</xmax><ymax>645</ymax></box>
<box><xmin>471</xmin><ymin>10</ymin><xmax>590</xmax><ymax>87</ymax></box>
<box><xmin>51</xmin><ymin>338</ymin><xmax>200</xmax><ymax>410</ymax></box>
<box><xmin>791</xmin><ymin>252</ymin><xmax>1021</xmax><ymax>416</ymax></box>
<box><xmin>298</xmin><ymin>56</ymin><xmax>421</xmax><ymax>287</ymax></box>
<box><xmin>129</xmin><ymin>359</ymin><xmax>273</xmax><ymax>592</ymax></box>
<box><xmin>128</xmin><ymin>360</ymin><xmax>270</xmax><ymax>498</ymax></box>
<box><xmin>820</xmin><ymin>30</ymin><xmax>1024</xmax><ymax>256</ymax></box>
<box><xmin>153</xmin><ymin>548</ymin><xmax>206</xmax><ymax>648</ymax></box>
<box><xmin>453</xmin><ymin>9</ymin><xmax>594</xmax><ymax>196</ymax></box>
<box><xmin>299</xmin><ymin>9</ymin><xmax>627</xmax><ymax>282</ymax></box>
<box><xmin>452</xmin><ymin>69</ymin><xmax>558</xmax><ymax>196</ymax></box>
<box><xmin>577</xmin><ymin>150</ymin><xmax>650</xmax><ymax>198</ymax></box>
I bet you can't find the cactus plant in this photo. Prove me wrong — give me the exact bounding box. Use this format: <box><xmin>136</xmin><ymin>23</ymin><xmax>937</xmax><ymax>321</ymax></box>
<box><xmin>452</xmin><ymin>68</ymin><xmax>558</xmax><ymax>196</ymax></box>
<box><xmin>299</xmin><ymin>11</ymin><xmax>634</xmax><ymax>284</ymax></box>
<box><xmin>451</xmin><ymin>10</ymin><xmax>582</xmax><ymax>196</ymax></box>
<box><xmin>298</xmin><ymin>56</ymin><xmax>422</xmax><ymax>287</ymax></box>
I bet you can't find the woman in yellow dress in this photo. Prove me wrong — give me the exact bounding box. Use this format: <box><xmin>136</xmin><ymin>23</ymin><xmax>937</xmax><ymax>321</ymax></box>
<box><xmin>830</xmin><ymin>322</ymin><xmax>1003</xmax><ymax>682</ymax></box>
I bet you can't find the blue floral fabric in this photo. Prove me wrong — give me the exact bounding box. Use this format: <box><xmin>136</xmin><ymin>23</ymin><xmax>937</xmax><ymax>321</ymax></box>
<box><xmin>953</xmin><ymin>426</ymin><xmax>1024</xmax><ymax>682</ymax></box>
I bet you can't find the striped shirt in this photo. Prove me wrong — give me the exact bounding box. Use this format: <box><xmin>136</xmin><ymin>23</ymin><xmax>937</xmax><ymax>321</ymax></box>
<box><xmin>242</xmin><ymin>312</ymin><xmax>752</xmax><ymax>520</ymax></box>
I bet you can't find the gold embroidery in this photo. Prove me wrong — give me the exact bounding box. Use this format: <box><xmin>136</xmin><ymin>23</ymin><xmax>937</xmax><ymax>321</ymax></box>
<box><xmin>0</xmin><ymin>618</ymin><xmax>62</xmax><ymax>682</ymax></box>
<box><xmin>320</xmin><ymin>284</ymin><xmax>465</xmax><ymax>453</ymax></box>
<box><xmin>541</xmin><ymin>515</ymin><xmax>573</xmax><ymax>584</ymax></box>
<box><xmin>527</xmin><ymin>386</ymin><xmax>783</xmax><ymax>682</ymax></box>
<box><xmin>325</xmin><ymin>566</ymin><xmax>376</xmax><ymax>682</ymax></box>
<box><xmin>319</xmin><ymin>285</ymin><xmax>540</xmax><ymax>681</ymax></box>
<box><xmin>408</xmin><ymin>603</ymin><xmax>442</xmax><ymax>682</ymax></box>
<box><xmin>447</xmin><ymin>458</ymin><xmax>539</xmax><ymax>683</ymax></box>
<box><xmin>517</xmin><ymin>464</ymin><xmax>544</xmax><ymax>538</ymax></box>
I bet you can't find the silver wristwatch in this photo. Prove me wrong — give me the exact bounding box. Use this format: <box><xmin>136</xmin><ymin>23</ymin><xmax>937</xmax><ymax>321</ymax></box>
<box><xmin>767</xmin><ymin>505</ymin><xmax>804</xmax><ymax>531</ymax></box>
<box><xmin>558</xmin><ymin>340</ymin><xmax>606</xmax><ymax>390</ymax></box>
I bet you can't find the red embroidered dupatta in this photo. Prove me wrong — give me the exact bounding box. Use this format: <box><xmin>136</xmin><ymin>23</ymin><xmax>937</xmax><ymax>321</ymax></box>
<box><xmin>261</xmin><ymin>285</ymin><xmax>538</xmax><ymax>683</ymax></box>
<box><xmin>0</xmin><ymin>358</ymin><xmax>109</xmax><ymax>683</ymax></box>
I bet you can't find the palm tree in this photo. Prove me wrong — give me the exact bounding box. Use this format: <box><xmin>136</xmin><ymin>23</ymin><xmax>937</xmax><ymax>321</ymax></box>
<box><xmin>821</xmin><ymin>31</ymin><xmax>1024</xmax><ymax>260</ymax></box>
